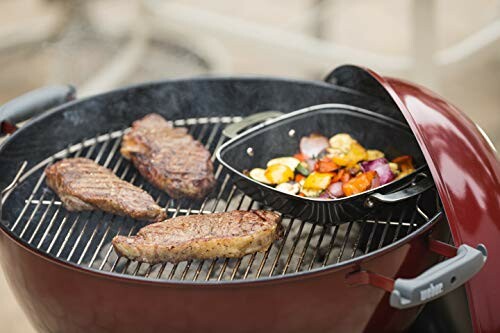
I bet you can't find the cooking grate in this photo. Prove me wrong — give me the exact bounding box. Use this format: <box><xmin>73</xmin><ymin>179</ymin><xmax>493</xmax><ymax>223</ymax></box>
<box><xmin>0</xmin><ymin>116</ymin><xmax>441</xmax><ymax>282</ymax></box>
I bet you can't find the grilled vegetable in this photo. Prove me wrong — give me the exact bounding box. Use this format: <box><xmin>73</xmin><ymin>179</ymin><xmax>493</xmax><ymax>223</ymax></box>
<box><xmin>301</xmin><ymin>188</ymin><xmax>323</xmax><ymax>197</ymax></box>
<box><xmin>300</xmin><ymin>134</ymin><xmax>329</xmax><ymax>158</ymax></box>
<box><xmin>367</xmin><ymin>149</ymin><xmax>385</xmax><ymax>161</ymax></box>
<box><xmin>371</xmin><ymin>173</ymin><xmax>381</xmax><ymax>189</ymax></box>
<box><xmin>341</xmin><ymin>172</ymin><xmax>351</xmax><ymax>183</ymax></box>
<box><xmin>326</xmin><ymin>181</ymin><xmax>344</xmax><ymax>198</ymax></box>
<box><xmin>393</xmin><ymin>155</ymin><xmax>415</xmax><ymax>180</ymax></box>
<box><xmin>276</xmin><ymin>182</ymin><xmax>301</xmax><ymax>195</ymax></box>
<box><xmin>246</xmin><ymin>132</ymin><xmax>415</xmax><ymax>199</ymax></box>
<box><xmin>389</xmin><ymin>162</ymin><xmax>399</xmax><ymax>174</ymax></box>
<box><xmin>342</xmin><ymin>171</ymin><xmax>377</xmax><ymax>196</ymax></box>
<box><xmin>332</xmin><ymin>142</ymin><xmax>367</xmax><ymax>167</ymax></box>
<box><xmin>293</xmin><ymin>153</ymin><xmax>306</xmax><ymax>161</ymax></box>
<box><xmin>303</xmin><ymin>172</ymin><xmax>333</xmax><ymax>191</ymax></box>
<box><xmin>331</xmin><ymin>169</ymin><xmax>345</xmax><ymax>183</ymax></box>
<box><xmin>267</xmin><ymin>157</ymin><xmax>300</xmax><ymax>171</ymax></box>
<box><xmin>361</xmin><ymin>158</ymin><xmax>395</xmax><ymax>185</ymax></box>
<box><xmin>329</xmin><ymin>133</ymin><xmax>355</xmax><ymax>153</ymax></box>
<box><xmin>249</xmin><ymin>168</ymin><xmax>271</xmax><ymax>184</ymax></box>
<box><xmin>295</xmin><ymin>173</ymin><xmax>306</xmax><ymax>182</ymax></box>
<box><xmin>295</xmin><ymin>162</ymin><xmax>311</xmax><ymax>176</ymax></box>
<box><xmin>392</xmin><ymin>155</ymin><xmax>415</xmax><ymax>173</ymax></box>
<box><xmin>264</xmin><ymin>164</ymin><xmax>294</xmax><ymax>184</ymax></box>
<box><xmin>315</xmin><ymin>157</ymin><xmax>339</xmax><ymax>173</ymax></box>
<box><xmin>304</xmin><ymin>159</ymin><xmax>316</xmax><ymax>172</ymax></box>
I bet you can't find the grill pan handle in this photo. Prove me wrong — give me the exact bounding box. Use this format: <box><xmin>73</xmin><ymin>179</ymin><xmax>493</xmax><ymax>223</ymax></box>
<box><xmin>390</xmin><ymin>244</ymin><xmax>487</xmax><ymax>309</ymax></box>
<box><xmin>223</xmin><ymin>111</ymin><xmax>284</xmax><ymax>138</ymax></box>
<box><xmin>0</xmin><ymin>85</ymin><xmax>76</xmax><ymax>135</ymax></box>
<box><xmin>365</xmin><ymin>176</ymin><xmax>434</xmax><ymax>207</ymax></box>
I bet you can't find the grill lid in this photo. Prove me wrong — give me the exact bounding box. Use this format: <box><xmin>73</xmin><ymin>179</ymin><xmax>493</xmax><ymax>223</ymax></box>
<box><xmin>328</xmin><ymin>65</ymin><xmax>500</xmax><ymax>333</ymax></box>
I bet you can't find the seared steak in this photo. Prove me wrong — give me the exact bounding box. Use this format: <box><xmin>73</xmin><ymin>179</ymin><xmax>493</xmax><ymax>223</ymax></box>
<box><xmin>121</xmin><ymin>114</ymin><xmax>216</xmax><ymax>199</ymax></box>
<box><xmin>112</xmin><ymin>210</ymin><xmax>282</xmax><ymax>263</ymax></box>
<box><xmin>45</xmin><ymin>158</ymin><xmax>166</xmax><ymax>221</ymax></box>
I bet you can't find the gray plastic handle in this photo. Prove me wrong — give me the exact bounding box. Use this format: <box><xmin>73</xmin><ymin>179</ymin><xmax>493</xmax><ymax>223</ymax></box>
<box><xmin>222</xmin><ymin>111</ymin><xmax>284</xmax><ymax>138</ymax></box>
<box><xmin>0</xmin><ymin>85</ymin><xmax>75</xmax><ymax>125</ymax></box>
<box><xmin>390</xmin><ymin>244</ymin><xmax>487</xmax><ymax>309</ymax></box>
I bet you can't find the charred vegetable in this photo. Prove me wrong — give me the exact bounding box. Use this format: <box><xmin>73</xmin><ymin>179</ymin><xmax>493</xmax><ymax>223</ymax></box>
<box><xmin>264</xmin><ymin>164</ymin><xmax>294</xmax><ymax>184</ymax></box>
<box><xmin>303</xmin><ymin>172</ymin><xmax>334</xmax><ymax>191</ymax></box>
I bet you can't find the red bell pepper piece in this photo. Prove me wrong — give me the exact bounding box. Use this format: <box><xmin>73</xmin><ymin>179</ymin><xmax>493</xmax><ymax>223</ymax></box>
<box><xmin>293</xmin><ymin>153</ymin><xmax>306</xmax><ymax>162</ymax></box>
<box><xmin>315</xmin><ymin>157</ymin><xmax>339</xmax><ymax>173</ymax></box>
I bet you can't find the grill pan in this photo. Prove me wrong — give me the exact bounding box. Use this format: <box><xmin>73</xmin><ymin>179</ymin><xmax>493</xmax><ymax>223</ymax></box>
<box><xmin>216</xmin><ymin>104</ymin><xmax>432</xmax><ymax>224</ymax></box>
<box><xmin>0</xmin><ymin>67</ymin><xmax>490</xmax><ymax>333</ymax></box>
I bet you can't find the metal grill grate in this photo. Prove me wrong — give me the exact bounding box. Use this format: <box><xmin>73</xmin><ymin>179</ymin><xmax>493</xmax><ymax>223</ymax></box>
<box><xmin>1</xmin><ymin>117</ymin><xmax>441</xmax><ymax>282</ymax></box>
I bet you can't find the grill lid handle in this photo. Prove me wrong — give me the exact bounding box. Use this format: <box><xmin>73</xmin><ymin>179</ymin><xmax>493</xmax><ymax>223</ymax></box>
<box><xmin>0</xmin><ymin>85</ymin><xmax>76</xmax><ymax>135</ymax></box>
<box><xmin>390</xmin><ymin>244</ymin><xmax>487</xmax><ymax>309</ymax></box>
<box><xmin>222</xmin><ymin>111</ymin><xmax>284</xmax><ymax>139</ymax></box>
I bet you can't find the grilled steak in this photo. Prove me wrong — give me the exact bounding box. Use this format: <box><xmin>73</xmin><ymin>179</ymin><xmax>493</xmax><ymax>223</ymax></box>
<box><xmin>112</xmin><ymin>210</ymin><xmax>282</xmax><ymax>263</ymax></box>
<box><xmin>45</xmin><ymin>158</ymin><xmax>166</xmax><ymax>221</ymax></box>
<box><xmin>121</xmin><ymin>113</ymin><xmax>216</xmax><ymax>199</ymax></box>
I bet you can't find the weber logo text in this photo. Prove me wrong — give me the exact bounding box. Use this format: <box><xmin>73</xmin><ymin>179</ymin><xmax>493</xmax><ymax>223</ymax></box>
<box><xmin>419</xmin><ymin>282</ymin><xmax>444</xmax><ymax>301</ymax></box>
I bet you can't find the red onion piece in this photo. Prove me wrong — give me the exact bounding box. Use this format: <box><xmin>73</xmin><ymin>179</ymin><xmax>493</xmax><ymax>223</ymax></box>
<box><xmin>319</xmin><ymin>191</ymin><xmax>331</xmax><ymax>199</ymax></box>
<box><xmin>305</xmin><ymin>159</ymin><xmax>316</xmax><ymax>172</ymax></box>
<box><xmin>371</xmin><ymin>174</ymin><xmax>381</xmax><ymax>189</ymax></box>
<box><xmin>300</xmin><ymin>134</ymin><xmax>329</xmax><ymax>158</ymax></box>
<box><xmin>361</xmin><ymin>158</ymin><xmax>395</xmax><ymax>185</ymax></box>
<box><xmin>327</xmin><ymin>181</ymin><xmax>344</xmax><ymax>198</ymax></box>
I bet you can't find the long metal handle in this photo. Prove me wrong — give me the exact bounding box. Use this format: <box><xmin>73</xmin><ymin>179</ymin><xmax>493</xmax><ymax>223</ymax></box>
<box><xmin>222</xmin><ymin>111</ymin><xmax>284</xmax><ymax>139</ymax></box>
<box><xmin>365</xmin><ymin>176</ymin><xmax>434</xmax><ymax>207</ymax></box>
<box><xmin>390</xmin><ymin>244</ymin><xmax>487</xmax><ymax>309</ymax></box>
<box><xmin>0</xmin><ymin>85</ymin><xmax>75</xmax><ymax>135</ymax></box>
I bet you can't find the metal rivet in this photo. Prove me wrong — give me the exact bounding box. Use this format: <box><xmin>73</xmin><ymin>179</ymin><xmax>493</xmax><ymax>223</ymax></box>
<box><xmin>246</xmin><ymin>147</ymin><xmax>254</xmax><ymax>156</ymax></box>
<box><xmin>365</xmin><ymin>198</ymin><xmax>374</xmax><ymax>208</ymax></box>
<box><xmin>288</xmin><ymin>129</ymin><xmax>296</xmax><ymax>137</ymax></box>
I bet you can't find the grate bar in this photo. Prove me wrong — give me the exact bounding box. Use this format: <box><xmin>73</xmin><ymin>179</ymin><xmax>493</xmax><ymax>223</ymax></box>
<box><xmin>336</xmin><ymin>221</ymin><xmax>354</xmax><ymax>263</ymax></box>
<box><xmin>364</xmin><ymin>217</ymin><xmax>379</xmax><ymax>255</ymax></box>
<box><xmin>322</xmin><ymin>225</ymin><xmax>340</xmax><ymax>266</ymax></box>
<box><xmin>19</xmin><ymin>192</ymin><xmax>47</xmax><ymax>238</ymax></box>
<box><xmin>282</xmin><ymin>220</ymin><xmax>307</xmax><ymax>275</ymax></box>
<box><xmin>295</xmin><ymin>223</ymin><xmax>317</xmax><ymax>272</ymax></box>
<box><xmin>308</xmin><ymin>224</ymin><xmax>328</xmax><ymax>270</ymax></box>
<box><xmin>392</xmin><ymin>206</ymin><xmax>409</xmax><ymax>243</ymax></box>
<box><xmin>268</xmin><ymin>217</ymin><xmax>296</xmax><ymax>277</ymax></box>
<box><xmin>27</xmin><ymin>198</ymin><xmax>58</xmax><ymax>244</ymax></box>
<box><xmin>11</xmin><ymin>173</ymin><xmax>47</xmax><ymax>231</ymax></box>
<box><xmin>350</xmin><ymin>219</ymin><xmax>367</xmax><ymax>259</ymax></box>
<box><xmin>377</xmin><ymin>212</ymin><xmax>393</xmax><ymax>249</ymax></box>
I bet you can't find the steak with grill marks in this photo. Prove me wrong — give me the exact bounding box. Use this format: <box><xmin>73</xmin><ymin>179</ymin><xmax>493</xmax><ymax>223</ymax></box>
<box><xmin>112</xmin><ymin>210</ymin><xmax>282</xmax><ymax>264</ymax></box>
<box><xmin>45</xmin><ymin>158</ymin><xmax>166</xmax><ymax>221</ymax></box>
<box><xmin>120</xmin><ymin>113</ymin><xmax>216</xmax><ymax>199</ymax></box>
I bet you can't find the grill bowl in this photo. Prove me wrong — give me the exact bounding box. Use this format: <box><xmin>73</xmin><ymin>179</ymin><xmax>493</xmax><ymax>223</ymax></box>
<box><xmin>0</xmin><ymin>75</ymin><xmax>456</xmax><ymax>333</ymax></box>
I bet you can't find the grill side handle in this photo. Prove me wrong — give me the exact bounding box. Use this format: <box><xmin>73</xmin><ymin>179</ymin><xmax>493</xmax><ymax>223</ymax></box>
<box><xmin>0</xmin><ymin>85</ymin><xmax>76</xmax><ymax>136</ymax></box>
<box><xmin>346</xmin><ymin>240</ymin><xmax>487</xmax><ymax>309</ymax></box>
<box><xmin>390</xmin><ymin>244</ymin><xmax>487</xmax><ymax>309</ymax></box>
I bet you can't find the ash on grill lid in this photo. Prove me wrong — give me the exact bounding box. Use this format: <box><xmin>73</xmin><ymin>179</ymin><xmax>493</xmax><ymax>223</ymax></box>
<box><xmin>328</xmin><ymin>65</ymin><xmax>500</xmax><ymax>333</ymax></box>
